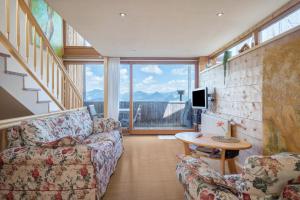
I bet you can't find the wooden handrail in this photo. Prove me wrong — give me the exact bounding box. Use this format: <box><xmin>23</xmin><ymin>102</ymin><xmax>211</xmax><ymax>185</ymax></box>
<box><xmin>0</xmin><ymin>107</ymin><xmax>86</xmax><ymax>130</ymax></box>
<box><xmin>0</xmin><ymin>32</ymin><xmax>65</xmax><ymax>109</ymax></box>
<box><xmin>0</xmin><ymin>0</ymin><xmax>84</xmax><ymax>110</ymax></box>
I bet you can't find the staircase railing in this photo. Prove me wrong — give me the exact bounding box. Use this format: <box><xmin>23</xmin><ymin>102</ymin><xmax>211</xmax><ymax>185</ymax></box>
<box><xmin>0</xmin><ymin>0</ymin><xmax>83</xmax><ymax>110</ymax></box>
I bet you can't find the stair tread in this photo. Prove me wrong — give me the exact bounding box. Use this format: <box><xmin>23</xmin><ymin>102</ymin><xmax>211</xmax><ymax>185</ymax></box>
<box><xmin>5</xmin><ymin>70</ymin><xmax>27</xmax><ymax>77</ymax></box>
<box><xmin>37</xmin><ymin>100</ymin><xmax>51</xmax><ymax>103</ymax></box>
<box><xmin>23</xmin><ymin>88</ymin><xmax>41</xmax><ymax>91</ymax></box>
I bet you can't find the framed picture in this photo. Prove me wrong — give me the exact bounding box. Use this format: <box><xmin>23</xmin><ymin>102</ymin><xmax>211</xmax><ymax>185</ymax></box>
<box><xmin>30</xmin><ymin>0</ymin><xmax>63</xmax><ymax>57</ymax></box>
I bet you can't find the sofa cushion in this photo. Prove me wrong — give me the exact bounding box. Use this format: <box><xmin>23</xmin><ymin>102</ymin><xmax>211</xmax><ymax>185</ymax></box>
<box><xmin>7</xmin><ymin>126</ymin><xmax>24</xmax><ymax>148</ymax></box>
<box><xmin>21</xmin><ymin>114</ymin><xmax>73</xmax><ymax>146</ymax></box>
<box><xmin>66</xmin><ymin>109</ymin><xmax>93</xmax><ymax>139</ymax></box>
<box><xmin>241</xmin><ymin>152</ymin><xmax>300</xmax><ymax>198</ymax></box>
<box><xmin>20</xmin><ymin>109</ymin><xmax>93</xmax><ymax>146</ymax></box>
<box><xmin>93</xmin><ymin>117</ymin><xmax>121</xmax><ymax>133</ymax></box>
<box><xmin>84</xmin><ymin>130</ymin><xmax>121</xmax><ymax>146</ymax></box>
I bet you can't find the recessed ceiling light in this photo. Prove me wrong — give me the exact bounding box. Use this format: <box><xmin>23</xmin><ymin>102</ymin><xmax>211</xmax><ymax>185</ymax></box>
<box><xmin>217</xmin><ymin>12</ymin><xmax>224</xmax><ymax>17</ymax></box>
<box><xmin>120</xmin><ymin>13</ymin><xmax>127</xmax><ymax>17</ymax></box>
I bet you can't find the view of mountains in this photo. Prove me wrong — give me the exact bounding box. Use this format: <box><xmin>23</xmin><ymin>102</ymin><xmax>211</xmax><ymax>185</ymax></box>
<box><xmin>85</xmin><ymin>89</ymin><xmax>186</xmax><ymax>102</ymax></box>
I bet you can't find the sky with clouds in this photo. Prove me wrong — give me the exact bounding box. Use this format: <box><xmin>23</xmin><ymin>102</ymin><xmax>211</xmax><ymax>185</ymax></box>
<box><xmin>85</xmin><ymin>63</ymin><xmax>195</xmax><ymax>101</ymax></box>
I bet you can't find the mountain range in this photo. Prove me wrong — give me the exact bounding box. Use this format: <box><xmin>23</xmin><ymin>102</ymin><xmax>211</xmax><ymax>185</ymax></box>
<box><xmin>85</xmin><ymin>89</ymin><xmax>186</xmax><ymax>102</ymax></box>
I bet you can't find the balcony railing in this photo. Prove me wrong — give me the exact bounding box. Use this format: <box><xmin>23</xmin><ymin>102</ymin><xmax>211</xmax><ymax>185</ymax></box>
<box><xmin>84</xmin><ymin>101</ymin><xmax>193</xmax><ymax>129</ymax></box>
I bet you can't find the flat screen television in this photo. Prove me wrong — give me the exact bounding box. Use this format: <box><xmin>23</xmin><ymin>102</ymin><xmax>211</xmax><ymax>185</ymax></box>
<box><xmin>192</xmin><ymin>87</ymin><xmax>208</xmax><ymax>109</ymax></box>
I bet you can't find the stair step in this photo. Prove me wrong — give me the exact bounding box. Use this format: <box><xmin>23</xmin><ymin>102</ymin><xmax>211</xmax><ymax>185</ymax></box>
<box><xmin>5</xmin><ymin>70</ymin><xmax>27</xmax><ymax>77</ymax></box>
<box><xmin>23</xmin><ymin>88</ymin><xmax>40</xmax><ymax>92</ymax></box>
<box><xmin>37</xmin><ymin>100</ymin><xmax>51</xmax><ymax>104</ymax></box>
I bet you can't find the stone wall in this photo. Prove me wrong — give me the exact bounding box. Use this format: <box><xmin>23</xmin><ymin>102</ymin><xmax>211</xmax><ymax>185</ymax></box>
<box><xmin>199</xmin><ymin>27</ymin><xmax>300</xmax><ymax>164</ymax></box>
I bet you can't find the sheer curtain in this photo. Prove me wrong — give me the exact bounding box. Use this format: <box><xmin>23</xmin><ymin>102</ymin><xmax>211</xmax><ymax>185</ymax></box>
<box><xmin>107</xmin><ymin>57</ymin><xmax>120</xmax><ymax>120</ymax></box>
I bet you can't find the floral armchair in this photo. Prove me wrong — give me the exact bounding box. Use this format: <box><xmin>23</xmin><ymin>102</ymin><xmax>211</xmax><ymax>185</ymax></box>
<box><xmin>0</xmin><ymin>108</ymin><xmax>123</xmax><ymax>200</ymax></box>
<box><xmin>176</xmin><ymin>152</ymin><xmax>300</xmax><ymax>200</ymax></box>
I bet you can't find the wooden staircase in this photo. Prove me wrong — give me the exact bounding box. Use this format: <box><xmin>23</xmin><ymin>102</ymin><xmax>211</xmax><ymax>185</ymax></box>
<box><xmin>0</xmin><ymin>0</ymin><xmax>83</xmax><ymax>116</ymax></box>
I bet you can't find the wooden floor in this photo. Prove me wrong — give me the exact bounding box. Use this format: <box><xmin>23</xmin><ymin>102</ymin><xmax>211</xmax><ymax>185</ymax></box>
<box><xmin>103</xmin><ymin>135</ymin><xmax>185</xmax><ymax>200</ymax></box>
<box><xmin>103</xmin><ymin>135</ymin><xmax>231</xmax><ymax>200</ymax></box>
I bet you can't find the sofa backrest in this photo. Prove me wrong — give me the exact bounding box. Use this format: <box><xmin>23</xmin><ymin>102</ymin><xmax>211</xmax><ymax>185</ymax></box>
<box><xmin>7</xmin><ymin>108</ymin><xmax>93</xmax><ymax>147</ymax></box>
<box><xmin>241</xmin><ymin>152</ymin><xmax>300</xmax><ymax>198</ymax></box>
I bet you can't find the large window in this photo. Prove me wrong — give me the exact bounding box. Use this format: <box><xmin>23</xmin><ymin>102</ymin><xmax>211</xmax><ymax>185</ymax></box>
<box><xmin>132</xmin><ymin>64</ymin><xmax>195</xmax><ymax>129</ymax></box>
<box><xmin>261</xmin><ymin>8</ymin><xmax>300</xmax><ymax>42</ymax></box>
<box><xmin>84</xmin><ymin>63</ymin><xmax>104</xmax><ymax>115</ymax></box>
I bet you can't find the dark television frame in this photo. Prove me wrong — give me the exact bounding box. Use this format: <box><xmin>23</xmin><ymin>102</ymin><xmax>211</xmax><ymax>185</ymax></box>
<box><xmin>192</xmin><ymin>87</ymin><xmax>208</xmax><ymax>109</ymax></box>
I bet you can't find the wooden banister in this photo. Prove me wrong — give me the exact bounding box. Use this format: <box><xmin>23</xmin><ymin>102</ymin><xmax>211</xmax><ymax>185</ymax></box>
<box><xmin>0</xmin><ymin>0</ymin><xmax>84</xmax><ymax>110</ymax></box>
<box><xmin>0</xmin><ymin>107</ymin><xmax>86</xmax><ymax>130</ymax></box>
<box><xmin>17</xmin><ymin>0</ymin><xmax>82</xmax><ymax>101</ymax></box>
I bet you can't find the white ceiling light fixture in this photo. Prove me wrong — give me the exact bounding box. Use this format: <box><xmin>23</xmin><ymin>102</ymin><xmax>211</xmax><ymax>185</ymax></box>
<box><xmin>217</xmin><ymin>12</ymin><xmax>224</xmax><ymax>17</ymax></box>
<box><xmin>120</xmin><ymin>13</ymin><xmax>127</xmax><ymax>17</ymax></box>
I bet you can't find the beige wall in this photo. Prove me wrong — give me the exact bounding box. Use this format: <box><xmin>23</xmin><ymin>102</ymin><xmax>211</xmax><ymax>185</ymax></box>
<box><xmin>199</xmin><ymin>27</ymin><xmax>300</xmax><ymax>164</ymax></box>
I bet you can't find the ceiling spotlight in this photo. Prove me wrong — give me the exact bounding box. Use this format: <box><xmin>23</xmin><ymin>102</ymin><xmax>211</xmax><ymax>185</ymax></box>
<box><xmin>217</xmin><ymin>12</ymin><xmax>224</xmax><ymax>17</ymax></box>
<box><xmin>120</xmin><ymin>13</ymin><xmax>127</xmax><ymax>17</ymax></box>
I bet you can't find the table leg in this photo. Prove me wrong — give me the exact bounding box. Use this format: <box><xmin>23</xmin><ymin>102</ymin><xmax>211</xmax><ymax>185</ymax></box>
<box><xmin>183</xmin><ymin>142</ymin><xmax>191</xmax><ymax>155</ymax></box>
<box><xmin>220</xmin><ymin>150</ymin><xmax>226</xmax><ymax>175</ymax></box>
<box><xmin>228</xmin><ymin>159</ymin><xmax>238</xmax><ymax>174</ymax></box>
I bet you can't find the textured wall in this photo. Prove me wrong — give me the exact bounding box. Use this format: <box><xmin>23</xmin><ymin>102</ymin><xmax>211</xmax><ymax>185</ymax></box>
<box><xmin>200</xmin><ymin>50</ymin><xmax>263</xmax><ymax>164</ymax></box>
<box><xmin>263</xmin><ymin>33</ymin><xmax>300</xmax><ymax>155</ymax></box>
<box><xmin>199</xmin><ymin>28</ymin><xmax>300</xmax><ymax>164</ymax></box>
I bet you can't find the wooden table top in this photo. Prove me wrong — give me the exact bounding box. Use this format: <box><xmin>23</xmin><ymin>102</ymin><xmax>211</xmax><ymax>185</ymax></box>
<box><xmin>175</xmin><ymin>132</ymin><xmax>252</xmax><ymax>150</ymax></box>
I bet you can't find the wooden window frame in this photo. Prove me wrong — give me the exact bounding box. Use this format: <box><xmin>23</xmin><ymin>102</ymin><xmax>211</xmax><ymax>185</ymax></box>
<box><xmin>209</xmin><ymin>1</ymin><xmax>300</xmax><ymax>60</ymax></box>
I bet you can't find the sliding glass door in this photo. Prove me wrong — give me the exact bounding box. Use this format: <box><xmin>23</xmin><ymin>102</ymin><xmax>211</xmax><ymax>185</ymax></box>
<box><xmin>132</xmin><ymin>63</ymin><xmax>195</xmax><ymax>130</ymax></box>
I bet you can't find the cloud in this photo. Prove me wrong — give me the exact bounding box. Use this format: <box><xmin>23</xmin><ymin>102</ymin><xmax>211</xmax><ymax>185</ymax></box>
<box><xmin>120</xmin><ymin>68</ymin><xmax>129</xmax><ymax>94</ymax></box>
<box><xmin>85</xmin><ymin>67</ymin><xmax>104</xmax><ymax>92</ymax></box>
<box><xmin>141</xmin><ymin>65</ymin><xmax>163</xmax><ymax>75</ymax></box>
<box><xmin>120</xmin><ymin>68</ymin><xmax>128</xmax><ymax>80</ymax></box>
<box><xmin>171</xmin><ymin>68</ymin><xmax>188</xmax><ymax>76</ymax></box>
<box><xmin>135</xmin><ymin>79</ymin><xmax>192</xmax><ymax>94</ymax></box>
<box><xmin>142</xmin><ymin>76</ymin><xmax>155</xmax><ymax>84</ymax></box>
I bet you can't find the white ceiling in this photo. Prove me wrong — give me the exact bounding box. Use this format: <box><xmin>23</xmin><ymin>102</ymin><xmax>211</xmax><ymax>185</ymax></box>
<box><xmin>48</xmin><ymin>0</ymin><xmax>289</xmax><ymax>57</ymax></box>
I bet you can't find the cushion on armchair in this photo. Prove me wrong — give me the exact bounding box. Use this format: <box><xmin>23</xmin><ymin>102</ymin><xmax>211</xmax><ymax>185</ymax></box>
<box><xmin>93</xmin><ymin>117</ymin><xmax>121</xmax><ymax>133</ymax></box>
<box><xmin>241</xmin><ymin>152</ymin><xmax>300</xmax><ymax>199</ymax></box>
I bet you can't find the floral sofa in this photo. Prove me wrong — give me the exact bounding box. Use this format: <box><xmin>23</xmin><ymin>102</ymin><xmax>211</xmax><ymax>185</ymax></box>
<box><xmin>0</xmin><ymin>108</ymin><xmax>123</xmax><ymax>199</ymax></box>
<box><xmin>176</xmin><ymin>153</ymin><xmax>300</xmax><ymax>200</ymax></box>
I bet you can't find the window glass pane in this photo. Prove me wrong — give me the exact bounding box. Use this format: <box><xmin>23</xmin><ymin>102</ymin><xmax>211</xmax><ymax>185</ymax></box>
<box><xmin>261</xmin><ymin>8</ymin><xmax>300</xmax><ymax>42</ymax></box>
<box><xmin>119</xmin><ymin>64</ymin><xmax>130</xmax><ymax>128</ymax></box>
<box><xmin>132</xmin><ymin>64</ymin><xmax>195</xmax><ymax>129</ymax></box>
<box><xmin>228</xmin><ymin>36</ymin><xmax>253</xmax><ymax>57</ymax></box>
<box><xmin>84</xmin><ymin>64</ymin><xmax>104</xmax><ymax>115</ymax></box>
<box><xmin>66</xmin><ymin>24</ymin><xmax>91</xmax><ymax>46</ymax></box>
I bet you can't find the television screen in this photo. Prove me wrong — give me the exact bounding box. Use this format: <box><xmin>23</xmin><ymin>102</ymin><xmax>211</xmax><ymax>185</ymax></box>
<box><xmin>192</xmin><ymin>88</ymin><xmax>207</xmax><ymax>109</ymax></box>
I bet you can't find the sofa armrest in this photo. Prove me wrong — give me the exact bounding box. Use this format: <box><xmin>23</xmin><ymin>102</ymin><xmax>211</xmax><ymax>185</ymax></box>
<box><xmin>0</xmin><ymin>145</ymin><xmax>92</xmax><ymax>166</ymax></box>
<box><xmin>93</xmin><ymin>117</ymin><xmax>121</xmax><ymax>133</ymax></box>
<box><xmin>280</xmin><ymin>184</ymin><xmax>300</xmax><ymax>200</ymax></box>
<box><xmin>176</xmin><ymin>155</ymin><xmax>239</xmax><ymax>198</ymax></box>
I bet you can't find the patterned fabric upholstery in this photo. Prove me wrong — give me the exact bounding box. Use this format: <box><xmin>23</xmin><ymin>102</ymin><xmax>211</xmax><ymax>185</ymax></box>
<box><xmin>93</xmin><ymin>117</ymin><xmax>121</xmax><ymax>133</ymax></box>
<box><xmin>241</xmin><ymin>152</ymin><xmax>300</xmax><ymax>199</ymax></box>
<box><xmin>280</xmin><ymin>184</ymin><xmax>300</xmax><ymax>200</ymax></box>
<box><xmin>176</xmin><ymin>155</ymin><xmax>239</xmax><ymax>200</ymax></box>
<box><xmin>176</xmin><ymin>153</ymin><xmax>300</xmax><ymax>200</ymax></box>
<box><xmin>0</xmin><ymin>108</ymin><xmax>123</xmax><ymax>199</ymax></box>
